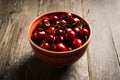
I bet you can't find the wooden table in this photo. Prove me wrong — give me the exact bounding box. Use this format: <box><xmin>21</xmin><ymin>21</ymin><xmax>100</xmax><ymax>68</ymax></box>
<box><xmin>0</xmin><ymin>0</ymin><xmax>120</xmax><ymax>80</ymax></box>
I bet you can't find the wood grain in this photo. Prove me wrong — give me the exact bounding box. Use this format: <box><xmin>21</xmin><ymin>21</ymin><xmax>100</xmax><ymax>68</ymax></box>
<box><xmin>84</xmin><ymin>0</ymin><xmax>120</xmax><ymax>80</ymax></box>
<box><xmin>0</xmin><ymin>0</ymin><xmax>39</xmax><ymax>79</ymax></box>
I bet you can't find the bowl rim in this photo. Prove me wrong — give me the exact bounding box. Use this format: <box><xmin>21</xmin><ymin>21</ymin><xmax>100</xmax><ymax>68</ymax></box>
<box><xmin>28</xmin><ymin>11</ymin><xmax>92</xmax><ymax>54</ymax></box>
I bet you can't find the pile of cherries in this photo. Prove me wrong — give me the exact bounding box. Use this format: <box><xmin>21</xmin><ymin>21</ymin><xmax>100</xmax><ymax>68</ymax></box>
<box><xmin>32</xmin><ymin>12</ymin><xmax>89</xmax><ymax>51</ymax></box>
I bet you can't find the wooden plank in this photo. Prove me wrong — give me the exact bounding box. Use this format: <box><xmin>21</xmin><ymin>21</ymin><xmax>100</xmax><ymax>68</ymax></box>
<box><xmin>83</xmin><ymin>0</ymin><xmax>120</xmax><ymax>80</ymax></box>
<box><xmin>102</xmin><ymin>0</ymin><xmax>120</xmax><ymax>64</ymax></box>
<box><xmin>0</xmin><ymin>0</ymin><xmax>89</xmax><ymax>80</ymax></box>
<box><xmin>0</xmin><ymin>0</ymin><xmax>24</xmax><ymax>79</ymax></box>
<box><xmin>0</xmin><ymin>0</ymin><xmax>39</xmax><ymax>79</ymax></box>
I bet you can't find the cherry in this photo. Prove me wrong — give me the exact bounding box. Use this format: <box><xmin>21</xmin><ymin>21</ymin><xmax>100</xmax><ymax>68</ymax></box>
<box><xmin>61</xmin><ymin>19</ymin><xmax>67</xmax><ymax>25</ymax></box>
<box><xmin>32</xmin><ymin>34</ymin><xmax>38</xmax><ymax>43</ymax></box>
<box><xmin>56</xmin><ymin>42</ymin><xmax>67</xmax><ymax>51</ymax></box>
<box><xmin>56</xmin><ymin>20</ymin><xmax>60</xmax><ymax>24</ymax></box>
<box><xmin>72</xmin><ymin>38</ymin><xmax>82</xmax><ymax>48</ymax></box>
<box><xmin>56</xmin><ymin>36</ymin><xmax>64</xmax><ymax>42</ymax></box>
<box><xmin>67</xmin><ymin>47</ymin><xmax>72</xmax><ymax>51</ymax></box>
<box><xmin>50</xmin><ymin>15</ymin><xmax>58</xmax><ymax>21</ymax></box>
<box><xmin>73</xmin><ymin>27</ymin><xmax>80</xmax><ymax>34</ymax></box>
<box><xmin>64</xmin><ymin>28</ymin><xmax>72</xmax><ymax>32</ymax></box>
<box><xmin>78</xmin><ymin>29</ymin><xmax>84</xmax><ymax>37</ymax></box>
<box><xmin>51</xmin><ymin>44</ymin><xmax>57</xmax><ymax>51</ymax></box>
<box><xmin>82</xmin><ymin>28</ymin><xmax>89</xmax><ymax>36</ymax></box>
<box><xmin>47</xmin><ymin>26</ymin><xmax>56</xmax><ymax>35</ymax></box>
<box><xmin>78</xmin><ymin>28</ymin><xmax>89</xmax><ymax>39</ymax></box>
<box><xmin>65</xmin><ymin>30</ymin><xmax>76</xmax><ymax>41</ymax></box>
<box><xmin>33</xmin><ymin>31</ymin><xmax>46</xmax><ymax>41</ymax></box>
<box><xmin>73</xmin><ymin>18</ymin><xmax>80</xmax><ymax>23</ymax></box>
<box><xmin>56</xmin><ymin>29</ymin><xmax>64</xmax><ymax>35</ymax></box>
<box><xmin>40</xmin><ymin>42</ymin><xmax>50</xmax><ymax>50</ymax></box>
<box><xmin>43</xmin><ymin>18</ymin><xmax>50</xmax><ymax>27</ymax></box>
<box><xmin>45</xmin><ymin>34</ymin><xmax>54</xmax><ymax>43</ymax></box>
<box><xmin>66</xmin><ymin>12</ymin><xmax>72</xmax><ymax>18</ymax></box>
<box><xmin>78</xmin><ymin>30</ymin><xmax>86</xmax><ymax>43</ymax></box>
<box><xmin>59</xmin><ymin>15</ymin><xmax>64</xmax><ymax>20</ymax></box>
<box><xmin>38</xmin><ymin>21</ymin><xmax>44</xmax><ymax>28</ymax></box>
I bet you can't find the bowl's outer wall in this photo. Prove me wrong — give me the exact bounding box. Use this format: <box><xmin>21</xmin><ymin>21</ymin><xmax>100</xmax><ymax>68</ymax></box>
<box><xmin>30</xmin><ymin>41</ymin><xmax>89</xmax><ymax>67</ymax></box>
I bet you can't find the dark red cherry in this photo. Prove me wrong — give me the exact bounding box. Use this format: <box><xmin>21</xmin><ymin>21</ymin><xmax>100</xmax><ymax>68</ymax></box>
<box><xmin>45</xmin><ymin>34</ymin><xmax>54</xmax><ymax>43</ymax></box>
<box><xmin>73</xmin><ymin>27</ymin><xmax>80</xmax><ymax>34</ymax></box>
<box><xmin>56</xmin><ymin>20</ymin><xmax>60</xmax><ymax>24</ymax></box>
<box><xmin>43</xmin><ymin>18</ymin><xmax>50</xmax><ymax>27</ymax></box>
<box><xmin>40</xmin><ymin>42</ymin><xmax>50</xmax><ymax>50</ymax></box>
<box><xmin>56</xmin><ymin>36</ymin><xmax>64</xmax><ymax>42</ymax></box>
<box><xmin>47</xmin><ymin>26</ymin><xmax>56</xmax><ymax>35</ymax></box>
<box><xmin>82</xmin><ymin>28</ymin><xmax>89</xmax><ymax>36</ymax></box>
<box><xmin>32</xmin><ymin>33</ymin><xmax>38</xmax><ymax>43</ymax></box>
<box><xmin>51</xmin><ymin>44</ymin><xmax>57</xmax><ymax>51</ymax></box>
<box><xmin>33</xmin><ymin>31</ymin><xmax>46</xmax><ymax>41</ymax></box>
<box><xmin>65</xmin><ymin>30</ymin><xmax>76</xmax><ymax>41</ymax></box>
<box><xmin>50</xmin><ymin>15</ymin><xmax>59</xmax><ymax>21</ymax></box>
<box><xmin>78</xmin><ymin>30</ymin><xmax>84</xmax><ymax>37</ymax></box>
<box><xmin>56</xmin><ymin>29</ymin><xmax>64</xmax><ymax>35</ymax></box>
<box><xmin>78</xmin><ymin>28</ymin><xmax>89</xmax><ymax>40</ymax></box>
<box><xmin>72</xmin><ymin>38</ymin><xmax>82</xmax><ymax>48</ymax></box>
<box><xmin>64</xmin><ymin>28</ymin><xmax>72</xmax><ymax>32</ymax></box>
<box><xmin>59</xmin><ymin>15</ymin><xmax>64</xmax><ymax>20</ymax></box>
<box><xmin>56</xmin><ymin>42</ymin><xmax>67</xmax><ymax>51</ymax></box>
<box><xmin>66</xmin><ymin>12</ymin><xmax>72</xmax><ymax>18</ymax></box>
<box><xmin>61</xmin><ymin>19</ymin><xmax>67</xmax><ymax>25</ymax></box>
<box><xmin>73</xmin><ymin>18</ymin><xmax>80</xmax><ymax>23</ymax></box>
<box><xmin>67</xmin><ymin>47</ymin><xmax>72</xmax><ymax>51</ymax></box>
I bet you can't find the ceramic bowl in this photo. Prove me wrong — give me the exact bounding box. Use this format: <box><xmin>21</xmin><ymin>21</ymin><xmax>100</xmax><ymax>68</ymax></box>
<box><xmin>28</xmin><ymin>12</ymin><xmax>92</xmax><ymax>67</ymax></box>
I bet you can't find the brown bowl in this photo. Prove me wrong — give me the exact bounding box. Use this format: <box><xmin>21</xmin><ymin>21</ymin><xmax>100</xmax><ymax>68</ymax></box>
<box><xmin>28</xmin><ymin>12</ymin><xmax>92</xmax><ymax>67</ymax></box>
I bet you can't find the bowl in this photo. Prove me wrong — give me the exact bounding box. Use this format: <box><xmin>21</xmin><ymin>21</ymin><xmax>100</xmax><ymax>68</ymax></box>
<box><xmin>28</xmin><ymin>12</ymin><xmax>92</xmax><ymax>67</ymax></box>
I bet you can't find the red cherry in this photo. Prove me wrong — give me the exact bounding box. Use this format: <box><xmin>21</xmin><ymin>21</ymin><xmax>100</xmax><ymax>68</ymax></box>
<box><xmin>66</xmin><ymin>12</ymin><xmax>72</xmax><ymax>18</ymax></box>
<box><xmin>45</xmin><ymin>34</ymin><xmax>54</xmax><ymax>43</ymax></box>
<box><xmin>50</xmin><ymin>15</ymin><xmax>59</xmax><ymax>21</ymax></box>
<box><xmin>38</xmin><ymin>21</ymin><xmax>43</xmax><ymax>28</ymax></box>
<box><xmin>73</xmin><ymin>18</ymin><xmax>80</xmax><ymax>23</ymax></box>
<box><xmin>56</xmin><ymin>36</ymin><xmax>64</xmax><ymax>42</ymax></box>
<box><xmin>59</xmin><ymin>15</ymin><xmax>64</xmax><ymax>20</ymax></box>
<box><xmin>40</xmin><ymin>42</ymin><xmax>50</xmax><ymax>50</ymax></box>
<box><xmin>51</xmin><ymin>44</ymin><xmax>57</xmax><ymax>51</ymax></box>
<box><xmin>56</xmin><ymin>42</ymin><xmax>67</xmax><ymax>51</ymax></box>
<box><xmin>73</xmin><ymin>27</ymin><xmax>80</xmax><ymax>34</ymax></box>
<box><xmin>33</xmin><ymin>31</ymin><xmax>46</xmax><ymax>41</ymax></box>
<box><xmin>82</xmin><ymin>28</ymin><xmax>89</xmax><ymax>36</ymax></box>
<box><xmin>67</xmin><ymin>47</ymin><xmax>72</xmax><ymax>51</ymax></box>
<box><xmin>32</xmin><ymin>33</ymin><xmax>38</xmax><ymax>43</ymax></box>
<box><xmin>72</xmin><ymin>38</ymin><xmax>82</xmax><ymax>48</ymax></box>
<box><xmin>56</xmin><ymin>29</ymin><xmax>64</xmax><ymax>35</ymax></box>
<box><xmin>65</xmin><ymin>30</ymin><xmax>76</xmax><ymax>41</ymax></box>
<box><xmin>78</xmin><ymin>28</ymin><xmax>89</xmax><ymax>41</ymax></box>
<box><xmin>64</xmin><ymin>28</ymin><xmax>72</xmax><ymax>32</ymax></box>
<box><xmin>78</xmin><ymin>30</ymin><xmax>84</xmax><ymax>37</ymax></box>
<box><xmin>61</xmin><ymin>19</ymin><xmax>67</xmax><ymax>25</ymax></box>
<box><xmin>56</xmin><ymin>20</ymin><xmax>60</xmax><ymax>24</ymax></box>
<box><xmin>43</xmin><ymin>18</ymin><xmax>50</xmax><ymax>27</ymax></box>
<box><xmin>47</xmin><ymin>26</ymin><xmax>56</xmax><ymax>35</ymax></box>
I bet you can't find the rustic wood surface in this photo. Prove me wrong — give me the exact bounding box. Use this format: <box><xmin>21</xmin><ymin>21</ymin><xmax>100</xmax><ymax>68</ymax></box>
<box><xmin>0</xmin><ymin>0</ymin><xmax>120</xmax><ymax>80</ymax></box>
